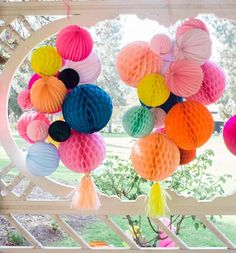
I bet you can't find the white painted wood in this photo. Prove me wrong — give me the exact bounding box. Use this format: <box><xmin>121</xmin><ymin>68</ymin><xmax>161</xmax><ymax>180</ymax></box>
<box><xmin>4</xmin><ymin>214</ymin><xmax>43</xmax><ymax>248</ymax></box>
<box><xmin>18</xmin><ymin>15</ymin><xmax>35</xmax><ymax>33</ymax></box>
<box><xmin>0</xmin><ymin>163</ymin><xmax>14</xmax><ymax>177</ymax></box>
<box><xmin>0</xmin><ymin>0</ymin><xmax>236</xmax><ymax>24</ymax></box>
<box><xmin>51</xmin><ymin>214</ymin><xmax>91</xmax><ymax>249</ymax></box>
<box><xmin>6</xmin><ymin>24</ymin><xmax>25</xmax><ymax>42</ymax></box>
<box><xmin>6</xmin><ymin>174</ymin><xmax>24</xmax><ymax>191</ymax></box>
<box><xmin>197</xmin><ymin>215</ymin><xmax>236</xmax><ymax>249</ymax></box>
<box><xmin>153</xmin><ymin>218</ymin><xmax>188</xmax><ymax>249</ymax></box>
<box><xmin>18</xmin><ymin>182</ymin><xmax>34</xmax><ymax>200</ymax></box>
<box><xmin>100</xmin><ymin>215</ymin><xmax>140</xmax><ymax>249</ymax></box>
<box><xmin>0</xmin><ymin>246</ymin><xmax>236</xmax><ymax>252</ymax></box>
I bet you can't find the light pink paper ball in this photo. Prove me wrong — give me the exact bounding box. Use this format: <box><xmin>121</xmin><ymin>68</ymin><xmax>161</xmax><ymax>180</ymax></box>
<box><xmin>150</xmin><ymin>34</ymin><xmax>173</xmax><ymax>55</ymax></box>
<box><xmin>165</xmin><ymin>59</ymin><xmax>203</xmax><ymax>97</ymax></box>
<box><xmin>17</xmin><ymin>89</ymin><xmax>33</xmax><ymax>110</ymax></box>
<box><xmin>176</xmin><ymin>18</ymin><xmax>209</xmax><ymax>38</ymax></box>
<box><xmin>151</xmin><ymin>108</ymin><xmax>167</xmax><ymax>128</ymax></box>
<box><xmin>17</xmin><ymin>111</ymin><xmax>50</xmax><ymax>143</ymax></box>
<box><xmin>63</xmin><ymin>52</ymin><xmax>101</xmax><ymax>84</ymax></box>
<box><xmin>59</xmin><ymin>131</ymin><xmax>106</xmax><ymax>173</ymax></box>
<box><xmin>186</xmin><ymin>60</ymin><xmax>226</xmax><ymax>105</ymax></box>
<box><xmin>175</xmin><ymin>29</ymin><xmax>212</xmax><ymax>65</ymax></box>
<box><xmin>26</xmin><ymin>120</ymin><xmax>49</xmax><ymax>142</ymax></box>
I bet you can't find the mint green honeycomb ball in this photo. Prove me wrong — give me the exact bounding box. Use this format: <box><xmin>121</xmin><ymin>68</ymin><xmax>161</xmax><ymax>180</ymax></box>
<box><xmin>122</xmin><ymin>106</ymin><xmax>154</xmax><ymax>138</ymax></box>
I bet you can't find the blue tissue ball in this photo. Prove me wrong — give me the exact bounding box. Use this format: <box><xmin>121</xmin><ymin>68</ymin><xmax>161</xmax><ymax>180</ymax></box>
<box><xmin>26</xmin><ymin>142</ymin><xmax>59</xmax><ymax>176</ymax></box>
<box><xmin>159</xmin><ymin>93</ymin><xmax>183</xmax><ymax>113</ymax></box>
<box><xmin>62</xmin><ymin>84</ymin><xmax>113</xmax><ymax>133</ymax></box>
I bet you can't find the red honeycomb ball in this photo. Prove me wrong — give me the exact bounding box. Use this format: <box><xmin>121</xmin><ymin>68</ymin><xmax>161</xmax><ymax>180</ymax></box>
<box><xmin>165</xmin><ymin>101</ymin><xmax>214</xmax><ymax>150</ymax></box>
<box><xmin>179</xmin><ymin>148</ymin><xmax>196</xmax><ymax>165</ymax></box>
<box><xmin>131</xmin><ymin>132</ymin><xmax>180</xmax><ymax>181</ymax></box>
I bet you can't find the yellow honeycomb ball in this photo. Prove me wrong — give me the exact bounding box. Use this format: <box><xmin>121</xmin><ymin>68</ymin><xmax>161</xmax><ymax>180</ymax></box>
<box><xmin>137</xmin><ymin>74</ymin><xmax>170</xmax><ymax>107</ymax></box>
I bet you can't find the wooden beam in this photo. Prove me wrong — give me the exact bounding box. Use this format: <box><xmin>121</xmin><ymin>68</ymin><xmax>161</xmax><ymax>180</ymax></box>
<box><xmin>0</xmin><ymin>0</ymin><xmax>236</xmax><ymax>22</ymax></box>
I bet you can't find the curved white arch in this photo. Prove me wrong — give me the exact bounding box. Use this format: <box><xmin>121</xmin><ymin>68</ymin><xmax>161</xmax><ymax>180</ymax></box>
<box><xmin>0</xmin><ymin>14</ymin><xmax>119</xmax><ymax>196</ymax></box>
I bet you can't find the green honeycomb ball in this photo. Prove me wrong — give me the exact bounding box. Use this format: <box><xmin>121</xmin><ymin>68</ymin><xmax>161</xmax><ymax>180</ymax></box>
<box><xmin>122</xmin><ymin>106</ymin><xmax>154</xmax><ymax>138</ymax></box>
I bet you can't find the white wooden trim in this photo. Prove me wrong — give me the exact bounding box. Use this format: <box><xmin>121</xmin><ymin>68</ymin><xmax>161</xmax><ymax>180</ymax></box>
<box><xmin>0</xmin><ymin>0</ymin><xmax>236</xmax><ymax>24</ymax></box>
<box><xmin>51</xmin><ymin>214</ymin><xmax>90</xmax><ymax>249</ymax></box>
<box><xmin>4</xmin><ymin>214</ymin><xmax>43</xmax><ymax>248</ymax></box>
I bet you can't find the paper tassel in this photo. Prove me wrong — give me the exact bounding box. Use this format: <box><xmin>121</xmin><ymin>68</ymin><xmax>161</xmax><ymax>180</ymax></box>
<box><xmin>71</xmin><ymin>174</ymin><xmax>101</xmax><ymax>210</ymax></box>
<box><xmin>147</xmin><ymin>182</ymin><xmax>169</xmax><ymax>218</ymax></box>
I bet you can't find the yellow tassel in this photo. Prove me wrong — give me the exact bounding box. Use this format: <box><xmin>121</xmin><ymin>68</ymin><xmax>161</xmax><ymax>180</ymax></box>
<box><xmin>147</xmin><ymin>182</ymin><xmax>169</xmax><ymax>218</ymax></box>
<box><xmin>71</xmin><ymin>174</ymin><xmax>101</xmax><ymax>210</ymax></box>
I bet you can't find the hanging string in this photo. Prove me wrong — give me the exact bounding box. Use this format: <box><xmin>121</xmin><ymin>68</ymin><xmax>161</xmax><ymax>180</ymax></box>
<box><xmin>167</xmin><ymin>0</ymin><xmax>173</xmax><ymax>26</ymax></box>
<box><xmin>63</xmin><ymin>0</ymin><xmax>71</xmax><ymax>18</ymax></box>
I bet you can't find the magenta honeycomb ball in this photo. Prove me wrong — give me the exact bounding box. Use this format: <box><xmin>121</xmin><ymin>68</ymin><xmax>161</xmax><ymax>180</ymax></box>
<box><xmin>223</xmin><ymin>115</ymin><xmax>236</xmax><ymax>155</ymax></box>
<box><xmin>59</xmin><ymin>130</ymin><xmax>106</xmax><ymax>173</ymax></box>
<box><xmin>186</xmin><ymin>60</ymin><xmax>226</xmax><ymax>105</ymax></box>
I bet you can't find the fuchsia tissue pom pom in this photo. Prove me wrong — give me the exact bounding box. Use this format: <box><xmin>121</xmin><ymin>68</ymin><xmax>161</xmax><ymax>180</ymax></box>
<box><xmin>56</xmin><ymin>25</ymin><xmax>93</xmax><ymax>62</ymax></box>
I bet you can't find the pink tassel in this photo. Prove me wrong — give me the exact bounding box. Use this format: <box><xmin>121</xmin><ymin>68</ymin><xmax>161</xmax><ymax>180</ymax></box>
<box><xmin>71</xmin><ymin>174</ymin><xmax>101</xmax><ymax>210</ymax></box>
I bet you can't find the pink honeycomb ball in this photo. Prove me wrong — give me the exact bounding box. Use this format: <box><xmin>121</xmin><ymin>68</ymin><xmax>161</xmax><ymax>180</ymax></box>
<box><xmin>17</xmin><ymin>111</ymin><xmax>50</xmax><ymax>144</ymax></box>
<box><xmin>150</xmin><ymin>108</ymin><xmax>167</xmax><ymax>128</ymax></box>
<box><xmin>59</xmin><ymin>131</ymin><xmax>106</xmax><ymax>173</ymax></box>
<box><xmin>17</xmin><ymin>89</ymin><xmax>33</xmax><ymax>110</ymax></box>
<box><xmin>26</xmin><ymin>120</ymin><xmax>49</xmax><ymax>142</ymax></box>
<box><xmin>186</xmin><ymin>60</ymin><xmax>226</xmax><ymax>105</ymax></box>
<box><xmin>223</xmin><ymin>115</ymin><xmax>236</xmax><ymax>155</ymax></box>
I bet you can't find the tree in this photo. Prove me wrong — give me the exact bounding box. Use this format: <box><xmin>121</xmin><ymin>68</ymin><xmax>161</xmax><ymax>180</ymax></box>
<box><xmin>92</xmin><ymin>17</ymin><xmax>130</xmax><ymax>133</ymax></box>
<box><xmin>203</xmin><ymin>15</ymin><xmax>236</xmax><ymax>119</ymax></box>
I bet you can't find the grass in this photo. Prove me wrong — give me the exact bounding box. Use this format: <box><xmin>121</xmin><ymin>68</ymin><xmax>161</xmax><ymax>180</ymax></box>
<box><xmin>1</xmin><ymin>132</ymin><xmax>236</xmax><ymax>248</ymax></box>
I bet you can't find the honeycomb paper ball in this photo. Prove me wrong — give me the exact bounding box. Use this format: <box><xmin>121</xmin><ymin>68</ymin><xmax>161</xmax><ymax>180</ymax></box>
<box><xmin>186</xmin><ymin>60</ymin><xmax>226</xmax><ymax>105</ymax></box>
<box><xmin>150</xmin><ymin>108</ymin><xmax>167</xmax><ymax>128</ymax></box>
<box><xmin>59</xmin><ymin>131</ymin><xmax>105</xmax><ymax>173</ymax></box>
<box><xmin>49</xmin><ymin>120</ymin><xmax>71</xmax><ymax>142</ymax></box>
<box><xmin>58</xmin><ymin>68</ymin><xmax>80</xmax><ymax>90</ymax></box>
<box><xmin>26</xmin><ymin>142</ymin><xmax>59</xmax><ymax>176</ymax></box>
<box><xmin>26</xmin><ymin>120</ymin><xmax>49</xmax><ymax>142</ymax></box>
<box><xmin>176</xmin><ymin>18</ymin><xmax>209</xmax><ymax>38</ymax></box>
<box><xmin>31</xmin><ymin>46</ymin><xmax>62</xmax><ymax>76</ymax></box>
<box><xmin>159</xmin><ymin>93</ymin><xmax>183</xmax><ymax>113</ymax></box>
<box><xmin>30</xmin><ymin>76</ymin><xmax>67</xmax><ymax>113</ymax></box>
<box><xmin>122</xmin><ymin>106</ymin><xmax>154</xmax><ymax>138</ymax></box>
<box><xmin>56</xmin><ymin>25</ymin><xmax>93</xmax><ymax>62</ymax></box>
<box><xmin>165</xmin><ymin>59</ymin><xmax>203</xmax><ymax>97</ymax></box>
<box><xmin>131</xmin><ymin>132</ymin><xmax>180</xmax><ymax>181</ymax></box>
<box><xmin>137</xmin><ymin>74</ymin><xmax>170</xmax><ymax>107</ymax></box>
<box><xmin>28</xmin><ymin>73</ymin><xmax>40</xmax><ymax>89</ymax></box>
<box><xmin>17</xmin><ymin>111</ymin><xmax>50</xmax><ymax>144</ymax></box>
<box><xmin>175</xmin><ymin>29</ymin><xmax>212</xmax><ymax>65</ymax></box>
<box><xmin>62</xmin><ymin>84</ymin><xmax>112</xmax><ymax>133</ymax></box>
<box><xmin>179</xmin><ymin>148</ymin><xmax>196</xmax><ymax>165</ymax></box>
<box><xmin>63</xmin><ymin>52</ymin><xmax>101</xmax><ymax>84</ymax></box>
<box><xmin>17</xmin><ymin>89</ymin><xmax>33</xmax><ymax>110</ymax></box>
<box><xmin>223</xmin><ymin>115</ymin><xmax>236</xmax><ymax>155</ymax></box>
<box><xmin>150</xmin><ymin>34</ymin><xmax>173</xmax><ymax>55</ymax></box>
<box><xmin>116</xmin><ymin>41</ymin><xmax>162</xmax><ymax>87</ymax></box>
<box><xmin>165</xmin><ymin>101</ymin><xmax>214</xmax><ymax>150</ymax></box>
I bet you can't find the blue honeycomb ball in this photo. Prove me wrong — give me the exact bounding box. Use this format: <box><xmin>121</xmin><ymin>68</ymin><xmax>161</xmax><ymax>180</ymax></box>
<box><xmin>62</xmin><ymin>84</ymin><xmax>113</xmax><ymax>133</ymax></box>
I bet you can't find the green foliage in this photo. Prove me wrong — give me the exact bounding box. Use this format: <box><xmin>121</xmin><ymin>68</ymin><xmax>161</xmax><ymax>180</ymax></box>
<box><xmin>50</xmin><ymin>221</ymin><xmax>59</xmax><ymax>232</ymax></box>
<box><xmin>7</xmin><ymin>231</ymin><xmax>25</xmax><ymax>246</ymax></box>
<box><xmin>164</xmin><ymin>149</ymin><xmax>232</xmax><ymax>200</ymax></box>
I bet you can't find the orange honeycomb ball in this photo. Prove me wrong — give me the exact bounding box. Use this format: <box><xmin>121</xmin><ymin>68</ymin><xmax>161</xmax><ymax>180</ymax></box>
<box><xmin>179</xmin><ymin>148</ymin><xmax>196</xmax><ymax>165</ymax></box>
<box><xmin>131</xmin><ymin>132</ymin><xmax>180</xmax><ymax>181</ymax></box>
<box><xmin>165</xmin><ymin>101</ymin><xmax>214</xmax><ymax>150</ymax></box>
<box><xmin>116</xmin><ymin>41</ymin><xmax>162</xmax><ymax>87</ymax></box>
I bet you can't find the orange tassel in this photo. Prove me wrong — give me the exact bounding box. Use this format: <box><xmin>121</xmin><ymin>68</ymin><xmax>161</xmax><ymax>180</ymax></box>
<box><xmin>71</xmin><ymin>174</ymin><xmax>101</xmax><ymax>210</ymax></box>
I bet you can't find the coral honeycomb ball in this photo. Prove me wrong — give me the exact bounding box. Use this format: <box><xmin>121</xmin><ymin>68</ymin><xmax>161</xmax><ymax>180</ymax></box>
<box><xmin>179</xmin><ymin>148</ymin><xmax>196</xmax><ymax>165</ymax></box>
<box><xmin>131</xmin><ymin>132</ymin><xmax>180</xmax><ymax>181</ymax></box>
<box><xmin>116</xmin><ymin>41</ymin><xmax>162</xmax><ymax>87</ymax></box>
<box><xmin>165</xmin><ymin>101</ymin><xmax>214</xmax><ymax>150</ymax></box>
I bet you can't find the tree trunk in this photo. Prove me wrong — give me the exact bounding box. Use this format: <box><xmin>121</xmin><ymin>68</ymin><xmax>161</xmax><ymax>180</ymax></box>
<box><xmin>108</xmin><ymin>122</ymin><xmax>112</xmax><ymax>133</ymax></box>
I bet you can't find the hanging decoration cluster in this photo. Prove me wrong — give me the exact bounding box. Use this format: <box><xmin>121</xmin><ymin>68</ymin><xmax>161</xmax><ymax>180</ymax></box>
<box><xmin>17</xmin><ymin>24</ymin><xmax>113</xmax><ymax>211</ymax></box>
<box><xmin>116</xmin><ymin>18</ymin><xmax>226</xmax><ymax>218</ymax></box>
